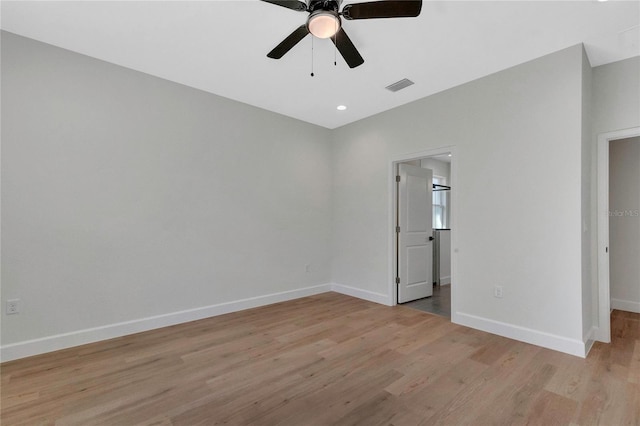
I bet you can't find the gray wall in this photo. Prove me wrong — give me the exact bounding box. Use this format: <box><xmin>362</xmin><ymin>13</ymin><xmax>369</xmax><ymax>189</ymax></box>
<box><xmin>609</xmin><ymin>137</ymin><xmax>640</xmax><ymax>311</ymax></box>
<box><xmin>1</xmin><ymin>32</ymin><xmax>333</xmax><ymax>345</ymax></box>
<box><xmin>331</xmin><ymin>45</ymin><xmax>586</xmax><ymax>344</ymax></box>
<box><xmin>592</xmin><ymin>57</ymin><xmax>640</xmax><ymax>135</ymax></box>
<box><xmin>3</xmin><ymin>30</ymin><xmax>639</xmax><ymax>358</ymax></box>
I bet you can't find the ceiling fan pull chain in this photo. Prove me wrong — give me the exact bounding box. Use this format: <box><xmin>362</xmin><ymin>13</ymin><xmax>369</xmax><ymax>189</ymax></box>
<box><xmin>311</xmin><ymin>36</ymin><xmax>315</xmax><ymax>77</ymax></box>
<box><xmin>334</xmin><ymin>20</ymin><xmax>337</xmax><ymax>66</ymax></box>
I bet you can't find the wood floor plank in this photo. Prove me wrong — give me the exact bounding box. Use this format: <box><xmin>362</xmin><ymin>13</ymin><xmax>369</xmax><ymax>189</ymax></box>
<box><xmin>527</xmin><ymin>389</ymin><xmax>578</xmax><ymax>425</ymax></box>
<box><xmin>423</xmin><ymin>341</ymin><xmax>543</xmax><ymax>425</ymax></box>
<box><xmin>543</xmin><ymin>352</ymin><xmax>594</xmax><ymax>402</ymax></box>
<box><xmin>401</xmin><ymin>357</ymin><xmax>488</xmax><ymax>421</ymax></box>
<box><xmin>1</xmin><ymin>293</ymin><xmax>638</xmax><ymax>425</ymax></box>
<box><xmin>630</xmin><ymin>339</ymin><xmax>640</xmax><ymax>384</ymax></box>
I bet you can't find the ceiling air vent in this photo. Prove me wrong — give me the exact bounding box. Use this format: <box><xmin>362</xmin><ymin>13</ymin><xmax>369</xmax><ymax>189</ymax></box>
<box><xmin>385</xmin><ymin>78</ymin><xmax>414</xmax><ymax>92</ymax></box>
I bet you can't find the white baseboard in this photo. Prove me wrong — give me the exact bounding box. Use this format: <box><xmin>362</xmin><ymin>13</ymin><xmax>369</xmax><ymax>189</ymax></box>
<box><xmin>611</xmin><ymin>298</ymin><xmax>640</xmax><ymax>313</ymax></box>
<box><xmin>7</xmin><ymin>283</ymin><xmax>599</xmax><ymax>362</ymax></box>
<box><xmin>593</xmin><ymin>325</ymin><xmax>610</xmax><ymax>344</ymax></box>
<box><xmin>0</xmin><ymin>283</ymin><xmax>331</xmax><ymax>363</ymax></box>
<box><xmin>454</xmin><ymin>312</ymin><xmax>587</xmax><ymax>358</ymax></box>
<box><xmin>583</xmin><ymin>326</ymin><xmax>597</xmax><ymax>356</ymax></box>
<box><xmin>331</xmin><ymin>283</ymin><xmax>392</xmax><ymax>306</ymax></box>
<box><xmin>440</xmin><ymin>276</ymin><xmax>451</xmax><ymax>285</ymax></box>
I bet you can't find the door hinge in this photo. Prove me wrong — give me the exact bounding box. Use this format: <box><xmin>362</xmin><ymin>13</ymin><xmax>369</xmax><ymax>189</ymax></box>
<box><xmin>396</xmin><ymin>226</ymin><xmax>401</xmax><ymax>233</ymax></box>
<box><xmin>396</xmin><ymin>175</ymin><xmax>401</xmax><ymax>182</ymax></box>
<box><xmin>395</xmin><ymin>277</ymin><xmax>400</xmax><ymax>284</ymax></box>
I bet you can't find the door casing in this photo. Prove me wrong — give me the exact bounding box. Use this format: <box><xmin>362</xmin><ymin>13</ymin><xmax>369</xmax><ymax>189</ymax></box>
<box><xmin>388</xmin><ymin>146</ymin><xmax>457</xmax><ymax>321</ymax></box>
<box><xmin>596</xmin><ymin>126</ymin><xmax>640</xmax><ymax>343</ymax></box>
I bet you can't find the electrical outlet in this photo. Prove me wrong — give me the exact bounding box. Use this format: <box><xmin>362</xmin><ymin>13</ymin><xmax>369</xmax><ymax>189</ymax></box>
<box><xmin>6</xmin><ymin>299</ymin><xmax>21</xmax><ymax>315</ymax></box>
<box><xmin>494</xmin><ymin>286</ymin><xmax>503</xmax><ymax>299</ymax></box>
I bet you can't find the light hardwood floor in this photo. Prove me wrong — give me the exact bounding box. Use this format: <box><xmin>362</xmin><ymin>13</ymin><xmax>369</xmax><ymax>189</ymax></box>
<box><xmin>1</xmin><ymin>292</ymin><xmax>638</xmax><ymax>425</ymax></box>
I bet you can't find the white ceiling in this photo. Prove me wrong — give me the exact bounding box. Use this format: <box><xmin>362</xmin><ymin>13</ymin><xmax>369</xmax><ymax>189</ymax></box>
<box><xmin>1</xmin><ymin>0</ymin><xmax>638</xmax><ymax>129</ymax></box>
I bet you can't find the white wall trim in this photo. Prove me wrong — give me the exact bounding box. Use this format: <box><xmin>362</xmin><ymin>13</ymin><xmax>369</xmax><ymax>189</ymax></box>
<box><xmin>596</xmin><ymin>126</ymin><xmax>640</xmax><ymax>343</ymax></box>
<box><xmin>583</xmin><ymin>326</ymin><xmax>597</xmax><ymax>357</ymax></box>
<box><xmin>331</xmin><ymin>283</ymin><xmax>392</xmax><ymax>306</ymax></box>
<box><xmin>0</xmin><ymin>284</ymin><xmax>331</xmax><ymax>363</ymax></box>
<box><xmin>611</xmin><ymin>298</ymin><xmax>640</xmax><ymax>313</ymax></box>
<box><xmin>4</xmin><ymin>279</ymin><xmax>613</xmax><ymax>362</ymax></box>
<box><xmin>440</xmin><ymin>276</ymin><xmax>451</xmax><ymax>285</ymax></box>
<box><xmin>455</xmin><ymin>312</ymin><xmax>587</xmax><ymax>358</ymax></box>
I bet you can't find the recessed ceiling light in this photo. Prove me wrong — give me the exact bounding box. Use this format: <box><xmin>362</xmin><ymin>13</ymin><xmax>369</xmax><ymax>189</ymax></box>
<box><xmin>448</xmin><ymin>154</ymin><xmax>452</xmax><ymax>157</ymax></box>
<box><xmin>597</xmin><ymin>0</ymin><xmax>608</xmax><ymax>2</ymax></box>
<box><xmin>337</xmin><ymin>105</ymin><xmax>347</xmax><ymax>111</ymax></box>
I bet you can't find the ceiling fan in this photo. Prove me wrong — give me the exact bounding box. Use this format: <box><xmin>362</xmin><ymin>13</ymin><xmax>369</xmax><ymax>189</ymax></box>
<box><xmin>261</xmin><ymin>0</ymin><xmax>423</xmax><ymax>68</ymax></box>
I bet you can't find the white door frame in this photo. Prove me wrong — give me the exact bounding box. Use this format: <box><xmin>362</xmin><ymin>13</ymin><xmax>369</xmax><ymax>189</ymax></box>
<box><xmin>388</xmin><ymin>146</ymin><xmax>457</xmax><ymax>319</ymax></box>
<box><xmin>596</xmin><ymin>126</ymin><xmax>640</xmax><ymax>343</ymax></box>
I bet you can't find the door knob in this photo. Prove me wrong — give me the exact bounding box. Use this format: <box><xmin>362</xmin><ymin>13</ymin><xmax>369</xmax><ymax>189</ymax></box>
<box><xmin>428</xmin><ymin>236</ymin><xmax>434</xmax><ymax>241</ymax></box>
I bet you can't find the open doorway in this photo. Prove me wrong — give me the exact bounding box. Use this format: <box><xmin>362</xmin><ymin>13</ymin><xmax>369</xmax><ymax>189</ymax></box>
<box><xmin>390</xmin><ymin>148</ymin><xmax>455</xmax><ymax>319</ymax></box>
<box><xmin>596</xmin><ymin>127</ymin><xmax>640</xmax><ymax>343</ymax></box>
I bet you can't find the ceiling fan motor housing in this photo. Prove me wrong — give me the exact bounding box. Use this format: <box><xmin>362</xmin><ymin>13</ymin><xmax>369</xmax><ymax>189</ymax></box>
<box><xmin>307</xmin><ymin>0</ymin><xmax>342</xmax><ymax>13</ymax></box>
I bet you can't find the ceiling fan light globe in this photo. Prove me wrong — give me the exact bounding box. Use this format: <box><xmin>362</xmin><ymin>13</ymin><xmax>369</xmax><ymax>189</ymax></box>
<box><xmin>308</xmin><ymin>12</ymin><xmax>340</xmax><ymax>39</ymax></box>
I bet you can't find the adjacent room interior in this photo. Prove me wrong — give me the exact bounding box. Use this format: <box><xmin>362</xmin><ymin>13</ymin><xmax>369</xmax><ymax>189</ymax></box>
<box><xmin>1</xmin><ymin>0</ymin><xmax>639</xmax><ymax>423</ymax></box>
<box><xmin>608</xmin><ymin>137</ymin><xmax>640</xmax><ymax>314</ymax></box>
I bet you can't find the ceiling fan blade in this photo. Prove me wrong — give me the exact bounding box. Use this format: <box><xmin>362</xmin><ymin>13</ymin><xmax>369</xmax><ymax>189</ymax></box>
<box><xmin>342</xmin><ymin>0</ymin><xmax>422</xmax><ymax>20</ymax></box>
<box><xmin>267</xmin><ymin>25</ymin><xmax>310</xmax><ymax>59</ymax></box>
<box><xmin>260</xmin><ymin>0</ymin><xmax>308</xmax><ymax>12</ymax></box>
<box><xmin>330</xmin><ymin>28</ymin><xmax>364</xmax><ymax>68</ymax></box>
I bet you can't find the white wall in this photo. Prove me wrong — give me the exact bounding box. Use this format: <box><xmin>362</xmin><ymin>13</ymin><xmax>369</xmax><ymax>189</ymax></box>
<box><xmin>1</xmin><ymin>32</ymin><xmax>333</xmax><ymax>355</ymax></box>
<box><xmin>331</xmin><ymin>45</ymin><xmax>588</xmax><ymax>355</ymax></box>
<box><xmin>421</xmin><ymin>158</ymin><xmax>450</xmax><ymax>181</ymax></box>
<box><xmin>438</xmin><ymin>230</ymin><xmax>451</xmax><ymax>284</ymax></box>
<box><xmin>609</xmin><ymin>137</ymin><xmax>640</xmax><ymax>312</ymax></box>
<box><xmin>580</xmin><ymin>48</ymin><xmax>593</xmax><ymax>340</ymax></box>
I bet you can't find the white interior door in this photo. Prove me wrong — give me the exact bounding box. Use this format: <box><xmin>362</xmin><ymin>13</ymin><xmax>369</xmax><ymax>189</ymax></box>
<box><xmin>397</xmin><ymin>164</ymin><xmax>433</xmax><ymax>303</ymax></box>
